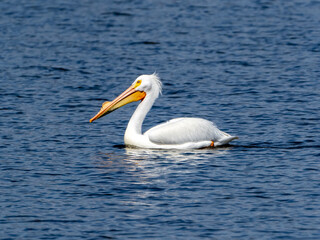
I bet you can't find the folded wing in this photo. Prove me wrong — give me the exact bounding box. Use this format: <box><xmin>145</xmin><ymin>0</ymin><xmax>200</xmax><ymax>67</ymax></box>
<box><xmin>145</xmin><ymin>117</ymin><xmax>229</xmax><ymax>145</ymax></box>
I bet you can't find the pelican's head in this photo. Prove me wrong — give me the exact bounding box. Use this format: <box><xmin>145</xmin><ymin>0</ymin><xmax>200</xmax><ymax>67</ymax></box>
<box><xmin>90</xmin><ymin>73</ymin><xmax>162</xmax><ymax>123</ymax></box>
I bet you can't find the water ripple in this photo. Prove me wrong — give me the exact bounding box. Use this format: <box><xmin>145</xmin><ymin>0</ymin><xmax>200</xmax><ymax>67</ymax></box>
<box><xmin>1</xmin><ymin>0</ymin><xmax>320</xmax><ymax>239</ymax></box>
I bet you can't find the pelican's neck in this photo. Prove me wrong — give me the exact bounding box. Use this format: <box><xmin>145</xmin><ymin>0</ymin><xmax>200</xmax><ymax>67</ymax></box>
<box><xmin>125</xmin><ymin>91</ymin><xmax>157</xmax><ymax>137</ymax></box>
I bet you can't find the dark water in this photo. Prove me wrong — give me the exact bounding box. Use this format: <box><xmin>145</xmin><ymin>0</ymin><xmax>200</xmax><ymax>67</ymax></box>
<box><xmin>1</xmin><ymin>0</ymin><xmax>320</xmax><ymax>239</ymax></box>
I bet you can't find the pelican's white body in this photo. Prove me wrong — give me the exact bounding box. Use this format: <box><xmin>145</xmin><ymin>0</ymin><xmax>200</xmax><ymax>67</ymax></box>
<box><xmin>123</xmin><ymin>74</ymin><xmax>237</xmax><ymax>149</ymax></box>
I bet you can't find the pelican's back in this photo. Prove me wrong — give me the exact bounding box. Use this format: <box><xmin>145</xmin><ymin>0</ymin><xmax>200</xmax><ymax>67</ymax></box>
<box><xmin>145</xmin><ymin>117</ymin><xmax>233</xmax><ymax>145</ymax></box>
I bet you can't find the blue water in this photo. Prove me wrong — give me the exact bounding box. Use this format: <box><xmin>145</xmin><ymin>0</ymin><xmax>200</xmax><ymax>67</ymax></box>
<box><xmin>1</xmin><ymin>0</ymin><xmax>320</xmax><ymax>239</ymax></box>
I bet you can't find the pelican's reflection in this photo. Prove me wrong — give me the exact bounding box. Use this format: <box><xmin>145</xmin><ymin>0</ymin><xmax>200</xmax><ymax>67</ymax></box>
<box><xmin>124</xmin><ymin>146</ymin><xmax>232</xmax><ymax>164</ymax></box>
<box><xmin>122</xmin><ymin>147</ymin><xmax>232</xmax><ymax>180</ymax></box>
<box><xmin>126</xmin><ymin>146</ymin><xmax>229</xmax><ymax>158</ymax></box>
<box><xmin>95</xmin><ymin>146</ymin><xmax>232</xmax><ymax>178</ymax></box>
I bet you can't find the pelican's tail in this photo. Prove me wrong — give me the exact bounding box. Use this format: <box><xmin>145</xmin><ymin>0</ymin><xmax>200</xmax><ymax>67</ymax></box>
<box><xmin>215</xmin><ymin>131</ymin><xmax>238</xmax><ymax>147</ymax></box>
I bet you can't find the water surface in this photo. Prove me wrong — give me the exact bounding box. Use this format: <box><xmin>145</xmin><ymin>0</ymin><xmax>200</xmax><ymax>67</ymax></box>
<box><xmin>1</xmin><ymin>0</ymin><xmax>320</xmax><ymax>239</ymax></box>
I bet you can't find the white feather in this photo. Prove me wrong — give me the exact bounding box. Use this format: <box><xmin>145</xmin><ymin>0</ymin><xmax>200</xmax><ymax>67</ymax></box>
<box><xmin>145</xmin><ymin>117</ymin><xmax>228</xmax><ymax>145</ymax></box>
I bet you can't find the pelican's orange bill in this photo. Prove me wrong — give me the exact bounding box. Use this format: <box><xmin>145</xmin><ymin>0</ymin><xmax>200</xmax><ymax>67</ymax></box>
<box><xmin>90</xmin><ymin>86</ymin><xmax>146</xmax><ymax>123</ymax></box>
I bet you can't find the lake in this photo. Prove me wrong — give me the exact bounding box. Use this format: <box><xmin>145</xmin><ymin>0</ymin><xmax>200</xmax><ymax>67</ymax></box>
<box><xmin>1</xmin><ymin>0</ymin><xmax>320</xmax><ymax>239</ymax></box>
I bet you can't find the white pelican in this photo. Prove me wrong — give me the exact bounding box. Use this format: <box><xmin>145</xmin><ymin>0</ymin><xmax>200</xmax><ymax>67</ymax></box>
<box><xmin>90</xmin><ymin>74</ymin><xmax>238</xmax><ymax>149</ymax></box>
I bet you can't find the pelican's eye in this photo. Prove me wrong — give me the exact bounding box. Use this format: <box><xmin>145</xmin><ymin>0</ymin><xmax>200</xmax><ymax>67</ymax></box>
<box><xmin>133</xmin><ymin>80</ymin><xmax>142</xmax><ymax>88</ymax></box>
